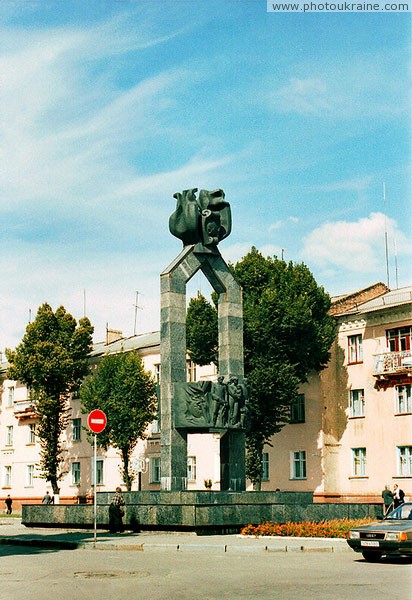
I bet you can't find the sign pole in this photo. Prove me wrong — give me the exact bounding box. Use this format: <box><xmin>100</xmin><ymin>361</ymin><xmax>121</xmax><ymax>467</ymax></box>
<box><xmin>93</xmin><ymin>433</ymin><xmax>97</xmax><ymax>548</ymax></box>
<box><xmin>87</xmin><ymin>409</ymin><xmax>107</xmax><ymax>549</ymax></box>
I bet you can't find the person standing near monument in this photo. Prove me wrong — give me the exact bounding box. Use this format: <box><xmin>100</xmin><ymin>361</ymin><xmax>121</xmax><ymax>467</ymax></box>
<box><xmin>381</xmin><ymin>485</ymin><xmax>394</xmax><ymax>514</ymax></box>
<box><xmin>5</xmin><ymin>495</ymin><xmax>13</xmax><ymax>514</ymax></box>
<box><xmin>109</xmin><ymin>487</ymin><xmax>125</xmax><ymax>533</ymax></box>
<box><xmin>393</xmin><ymin>484</ymin><xmax>405</xmax><ymax>508</ymax></box>
<box><xmin>42</xmin><ymin>491</ymin><xmax>53</xmax><ymax>504</ymax></box>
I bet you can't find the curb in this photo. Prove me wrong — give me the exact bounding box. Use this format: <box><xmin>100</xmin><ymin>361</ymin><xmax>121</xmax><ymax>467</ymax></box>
<box><xmin>0</xmin><ymin>536</ymin><xmax>348</xmax><ymax>553</ymax></box>
<box><xmin>0</xmin><ymin>537</ymin><xmax>79</xmax><ymax>550</ymax></box>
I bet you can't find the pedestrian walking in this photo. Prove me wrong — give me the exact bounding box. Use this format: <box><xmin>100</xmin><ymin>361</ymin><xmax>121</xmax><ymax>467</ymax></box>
<box><xmin>381</xmin><ymin>485</ymin><xmax>394</xmax><ymax>515</ymax></box>
<box><xmin>5</xmin><ymin>495</ymin><xmax>13</xmax><ymax>514</ymax></box>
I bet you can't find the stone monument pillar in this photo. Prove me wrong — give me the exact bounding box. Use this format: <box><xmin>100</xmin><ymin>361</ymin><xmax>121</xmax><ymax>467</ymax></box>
<box><xmin>160</xmin><ymin>188</ymin><xmax>246</xmax><ymax>491</ymax></box>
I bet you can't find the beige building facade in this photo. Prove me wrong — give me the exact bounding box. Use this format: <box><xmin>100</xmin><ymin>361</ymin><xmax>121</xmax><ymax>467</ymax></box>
<box><xmin>1</xmin><ymin>284</ymin><xmax>411</xmax><ymax>510</ymax></box>
<box><xmin>261</xmin><ymin>284</ymin><xmax>412</xmax><ymax>503</ymax></box>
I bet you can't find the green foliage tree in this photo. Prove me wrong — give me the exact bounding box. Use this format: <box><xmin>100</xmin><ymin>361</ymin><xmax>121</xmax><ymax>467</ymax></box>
<box><xmin>6</xmin><ymin>304</ymin><xmax>93</xmax><ymax>494</ymax></box>
<box><xmin>79</xmin><ymin>351</ymin><xmax>157</xmax><ymax>491</ymax></box>
<box><xmin>236</xmin><ymin>248</ymin><xmax>336</xmax><ymax>488</ymax></box>
<box><xmin>186</xmin><ymin>247</ymin><xmax>336</xmax><ymax>489</ymax></box>
<box><xmin>186</xmin><ymin>292</ymin><xmax>218</xmax><ymax>366</ymax></box>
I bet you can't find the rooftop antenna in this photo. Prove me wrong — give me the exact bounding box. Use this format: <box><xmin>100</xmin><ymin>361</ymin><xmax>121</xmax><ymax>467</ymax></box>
<box><xmin>394</xmin><ymin>236</ymin><xmax>399</xmax><ymax>290</ymax></box>
<box><xmin>133</xmin><ymin>291</ymin><xmax>143</xmax><ymax>336</ymax></box>
<box><xmin>29</xmin><ymin>308</ymin><xmax>32</xmax><ymax>324</ymax></box>
<box><xmin>383</xmin><ymin>183</ymin><xmax>390</xmax><ymax>288</ymax></box>
<box><xmin>83</xmin><ymin>289</ymin><xmax>87</xmax><ymax>317</ymax></box>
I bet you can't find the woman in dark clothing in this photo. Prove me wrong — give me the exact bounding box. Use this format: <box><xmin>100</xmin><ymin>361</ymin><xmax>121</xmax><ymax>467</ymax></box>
<box><xmin>5</xmin><ymin>495</ymin><xmax>12</xmax><ymax>514</ymax></box>
<box><xmin>109</xmin><ymin>487</ymin><xmax>125</xmax><ymax>533</ymax></box>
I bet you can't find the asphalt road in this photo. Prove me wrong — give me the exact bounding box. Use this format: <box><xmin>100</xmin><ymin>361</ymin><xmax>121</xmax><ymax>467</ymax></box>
<box><xmin>0</xmin><ymin>543</ymin><xmax>411</xmax><ymax>600</ymax></box>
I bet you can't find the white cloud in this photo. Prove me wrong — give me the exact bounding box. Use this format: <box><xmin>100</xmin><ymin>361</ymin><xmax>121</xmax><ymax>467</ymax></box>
<box><xmin>0</xmin><ymin>36</ymin><xmax>189</xmax><ymax>209</ymax></box>
<box><xmin>0</xmin><ymin>238</ymin><xmax>165</xmax><ymax>351</ymax></box>
<box><xmin>306</xmin><ymin>176</ymin><xmax>373</xmax><ymax>194</ymax></box>
<box><xmin>302</xmin><ymin>212</ymin><xmax>411</xmax><ymax>274</ymax></box>
<box><xmin>270</xmin><ymin>77</ymin><xmax>330</xmax><ymax>115</ymax></box>
<box><xmin>0</xmin><ymin>16</ymin><xmax>236</xmax><ymax>351</ymax></box>
<box><xmin>269</xmin><ymin>216</ymin><xmax>299</xmax><ymax>231</ymax></box>
<box><xmin>222</xmin><ymin>242</ymin><xmax>284</xmax><ymax>265</ymax></box>
<box><xmin>265</xmin><ymin>54</ymin><xmax>409</xmax><ymax>120</ymax></box>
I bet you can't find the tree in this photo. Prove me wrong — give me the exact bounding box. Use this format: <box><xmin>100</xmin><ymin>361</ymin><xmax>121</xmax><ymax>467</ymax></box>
<box><xmin>186</xmin><ymin>247</ymin><xmax>336</xmax><ymax>489</ymax></box>
<box><xmin>186</xmin><ymin>292</ymin><xmax>218</xmax><ymax>366</ymax></box>
<box><xmin>79</xmin><ymin>351</ymin><xmax>157</xmax><ymax>491</ymax></box>
<box><xmin>6</xmin><ymin>304</ymin><xmax>93</xmax><ymax>494</ymax></box>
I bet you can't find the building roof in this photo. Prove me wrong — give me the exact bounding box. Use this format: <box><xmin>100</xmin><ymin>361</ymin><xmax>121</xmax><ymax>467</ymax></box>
<box><xmin>90</xmin><ymin>330</ymin><xmax>160</xmax><ymax>358</ymax></box>
<box><xmin>329</xmin><ymin>282</ymin><xmax>389</xmax><ymax>316</ymax></box>
<box><xmin>345</xmin><ymin>285</ymin><xmax>412</xmax><ymax>313</ymax></box>
<box><xmin>0</xmin><ymin>332</ymin><xmax>161</xmax><ymax>375</ymax></box>
<box><xmin>338</xmin><ymin>285</ymin><xmax>412</xmax><ymax>317</ymax></box>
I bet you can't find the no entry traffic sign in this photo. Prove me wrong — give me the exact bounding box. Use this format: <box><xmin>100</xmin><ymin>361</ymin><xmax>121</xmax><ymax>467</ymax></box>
<box><xmin>87</xmin><ymin>409</ymin><xmax>107</xmax><ymax>434</ymax></box>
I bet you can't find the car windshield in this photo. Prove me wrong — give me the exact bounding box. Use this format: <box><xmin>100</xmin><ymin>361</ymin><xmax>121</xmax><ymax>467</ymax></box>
<box><xmin>385</xmin><ymin>504</ymin><xmax>412</xmax><ymax>520</ymax></box>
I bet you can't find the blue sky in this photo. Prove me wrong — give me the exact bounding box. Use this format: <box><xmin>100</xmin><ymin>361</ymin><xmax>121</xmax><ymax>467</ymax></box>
<box><xmin>1</xmin><ymin>1</ymin><xmax>411</xmax><ymax>351</ymax></box>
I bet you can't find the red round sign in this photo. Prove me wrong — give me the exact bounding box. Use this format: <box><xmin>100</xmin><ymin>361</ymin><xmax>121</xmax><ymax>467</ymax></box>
<box><xmin>87</xmin><ymin>409</ymin><xmax>107</xmax><ymax>434</ymax></box>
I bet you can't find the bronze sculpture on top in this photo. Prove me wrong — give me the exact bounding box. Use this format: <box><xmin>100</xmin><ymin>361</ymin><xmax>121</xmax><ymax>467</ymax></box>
<box><xmin>169</xmin><ymin>188</ymin><xmax>231</xmax><ymax>251</ymax></box>
<box><xmin>160</xmin><ymin>188</ymin><xmax>246</xmax><ymax>491</ymax></box>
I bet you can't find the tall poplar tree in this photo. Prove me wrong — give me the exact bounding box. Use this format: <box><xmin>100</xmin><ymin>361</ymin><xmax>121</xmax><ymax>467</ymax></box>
<box><xmin>186</xmin><ymin>292</ymin><xmax>218</xmax><ymax>366</ymax></box>
<box><xmin>6</xmin><ymin>304</ymin><xmax>94</xmax><ymax>494</ymax></box>
<box><xmin>79</xmin><ymin>351</ymin><xmax>157</xmax><ymax>491</ymax></box>
<box><xmin>186</xmin><ymin>248</ymin><xmax>336</xmax><ymax>488</ymax></box>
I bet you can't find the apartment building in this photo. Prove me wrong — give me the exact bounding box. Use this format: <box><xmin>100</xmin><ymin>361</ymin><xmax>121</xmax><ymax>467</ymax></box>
<box><xmin>0</xmin><ymin>330</ymin><xmax>216</xmax><ymax>509</ymax></box>
<box><xmin>261</xmin><ymin>284</ymin><xmax>412</xmax><ymax>503</ymax></box>
<box><xmin>1</xmin><ymin>284</ymin><xmax>411</xmax><ymax>509</ymax></box>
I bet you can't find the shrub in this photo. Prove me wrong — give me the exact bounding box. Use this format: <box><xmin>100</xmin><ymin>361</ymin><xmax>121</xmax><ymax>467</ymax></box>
<box><xmin>240</xmin><ymin>518</ymin><xmax>374</xmax><ymax>538</ymax></box>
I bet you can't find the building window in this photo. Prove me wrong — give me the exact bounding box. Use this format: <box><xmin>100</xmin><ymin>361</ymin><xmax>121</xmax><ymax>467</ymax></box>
<box><xmin>396</xmin><ymin>385</ymin><xmax>412</xmax><ymax>414</ymax></box>
<box><xmin>26</xmin><ymin>464</ymin><xmax>35</xmax><ymax>487</ymax></box>
<box><xmin>72</xmin><ymin>418</ymin><xmax>81</xmax><ymax>442</ymax></box>
<box><xmin>29</xmin><ymin>423</ymin><xmax>36</xmax><ymax>444</ymax></box>
<box><xmin>6</xmin><ymin>426</ymin><xmax>13</xmax><ymax>446</ymax></box>
<box><xmin>7</xmin><ymin>387</ymin><xmax>14</xmax><ymax>406</ymax></box>
<box><xmin>154</xmin><ymin>363</ymin><xmax>161</xmax><ymax>383</ymax></box>
<box><xmin>397</xmin><ymin>446</ymin><xmax>412</xmax><ymax>477</ymax></box>
<box><xmin>96</xmin><ymin>459</ymin><xmax>104</xmax><ymax>485</ymax></box>
<box><xmin>290</xmin><ymin>450</ymin><xmax>306</xmax><ymax>480</ymax></box>
<box><xmin>150</xmin><ymin>457</ymin><xmax>161</xmax><ymax>483</ymax></box>
<box><xmin>71</xmin><ymin>462</ymin><xmax>81</xmax><ymax>485</ymax></box>
<box><xmin>352</xmin><ymin>448</ymin><xmax>367</xmax><ymax>476</ymax></box>
<box><xmin>386</xmin><ymin>326</ymin><xmax>412</xmax><ymax>352</ymax></box>
<box><xmin>348</xmin><ymin>334</ymin><xmax>363</xmax><ymax>364</ymax></box>
<box><xmin>151</xmin><ymin>419</ymin><xmax>160</xmax><ymax>434</ymax></box>
<box><xmin>187</xmin><ymin>456</ymin><xmax>197</xmax><ymax>482</ymax></box>
<box><xmin>186</xmin><ymin>360</ymin><xmax>197</xmax><ymax>382</ymax></box>
<box><xmin>91</xmin><ymin>459</ymin><xmax>104</xmax><ymax>485</ymax></box>
<box><xmin>3</xmin><ymin>466</ymin><xmax>12</xmax><ymax>487</ymax></box>
<box><xmin>262</xmin><ymin>452</ymin><xmax>269</xmax><ymax>481</ymax></box>
<box><xmin>349</xmin><ymin>389</ymin><xmax>365</xmax><ymax>418</ymax></box>
<box><xmin>290</xmin><ymin>394</ymin><xmax>305</xmax><ymax>423</ymax></box>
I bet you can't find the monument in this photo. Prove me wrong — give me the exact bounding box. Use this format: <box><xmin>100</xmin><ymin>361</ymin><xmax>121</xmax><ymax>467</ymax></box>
<box><xmin>23</xmin><ymin>186</ymin><xmax>355</xmax><ymax>530</ymax></box>
<box><xmin>160</xmin><ymin>187</ymin><xmax>247</xmax><ymax>491</ymax></box>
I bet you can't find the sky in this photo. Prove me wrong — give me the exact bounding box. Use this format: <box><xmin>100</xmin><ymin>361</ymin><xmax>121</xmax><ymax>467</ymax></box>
<box><xmin>1</xmin><ymin>0</ymin><xmax>411</xmax><ymax>352</ymax></box>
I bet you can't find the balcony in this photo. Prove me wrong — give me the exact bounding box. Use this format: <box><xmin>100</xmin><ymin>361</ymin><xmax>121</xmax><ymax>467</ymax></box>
<box><xmin>373</xmin><ymin>350</ymin><xmax>412</xmax><ymax>387</ymax></box>
<box><xmin>13</xmin><ymin>399</ymin><xmax>37</xmax><ymax>420</ymax></box>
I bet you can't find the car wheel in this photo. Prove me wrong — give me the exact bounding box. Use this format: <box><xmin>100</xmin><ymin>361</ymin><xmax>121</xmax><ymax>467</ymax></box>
<box><xmin>361</xmin><ymin>551</ymin><xmax>383</xmax><ymax>562</ymax></box>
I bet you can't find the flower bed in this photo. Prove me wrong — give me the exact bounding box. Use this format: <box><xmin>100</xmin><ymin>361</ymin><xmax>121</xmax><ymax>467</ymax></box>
<box><xmin>241</xmin><ymin>518</ymin><xmax>373</xmax><ymax>538</ymax></box>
